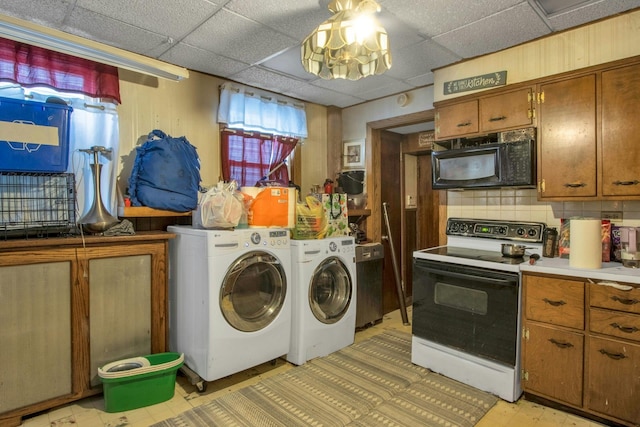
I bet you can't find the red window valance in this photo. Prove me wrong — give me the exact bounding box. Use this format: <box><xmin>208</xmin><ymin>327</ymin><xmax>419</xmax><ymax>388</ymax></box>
<box><xmin>0</xmin><ymin>37</ymin><xmax>121</xmax><ymax>103</ymax></box>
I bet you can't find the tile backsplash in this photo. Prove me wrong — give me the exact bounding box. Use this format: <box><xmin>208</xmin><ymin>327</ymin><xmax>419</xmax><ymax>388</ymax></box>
<box><xmin>446</xmin><ymin>188</ymin><xmax>640</xmax><ymax>228</ymax></box>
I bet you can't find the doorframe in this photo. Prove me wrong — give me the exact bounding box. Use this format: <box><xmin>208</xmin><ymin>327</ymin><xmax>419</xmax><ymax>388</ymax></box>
<box><xmin>364</xmin><ymin>109</ymin><xmax>437</xmax><ymax>244</ymax></box>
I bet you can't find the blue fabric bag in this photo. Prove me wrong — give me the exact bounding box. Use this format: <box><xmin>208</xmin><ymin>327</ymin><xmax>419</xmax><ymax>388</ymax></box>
<box><xmin>128</xmin><ymin>130</ymin><xmax>200</xmax><ymax>212</ymax></box>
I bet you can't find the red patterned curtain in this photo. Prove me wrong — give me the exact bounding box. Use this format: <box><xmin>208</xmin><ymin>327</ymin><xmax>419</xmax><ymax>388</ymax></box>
<box><xmin>0</xmin><ymin>37</ymin><xmax>121</xmax><ymax>103</ymax></box>
<box><xmin>221</xmin><ymin>128</ymin><xmax>298</xmax><ymax>187</ymax></box>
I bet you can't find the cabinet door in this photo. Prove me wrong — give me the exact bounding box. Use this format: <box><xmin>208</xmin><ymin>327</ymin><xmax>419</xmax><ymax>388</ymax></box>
<box><xmin>435</xmin><ymin>100</ymin><xmax>479</xmax><ymax>139</ymax></box>
<box><xmin>538</xmin><ymin>75</ymin><xmax>597</xmax><ymax>198</ymax></box>
<box><xmin>89</xmin><ymin>254</ymin><xmax>152</xmax><ymax>387</ymax></box>
<box><xmin>601</xmin><ymin>63</ymin><xmax>640</xmax><ymax>197</ymax></box>
<box><xmin>0</xmin><ymin>261</ymin><xmax>72</xmax><ymax>413</ymax></box>
<box><xmin>587</xmin><ymin>336</ymin><xmax>640</xmax><ymax>425</ymax></box>
<box><xmin>523</xmin><ymin>322</ymin><xmax>584</xmax><ymax>406</ymax></box>
<box><xmin>480</xmin><ymin>87</ymin><xmax>533</xmax><ymax>132</ymax></box>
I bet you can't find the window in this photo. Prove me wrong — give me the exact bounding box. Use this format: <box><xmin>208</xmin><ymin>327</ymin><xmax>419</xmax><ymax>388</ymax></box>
<box><xmin>221</xmin><ymin>128</ymin><xmax>298</xmax><ymax>188</ymax></box>
<box><xmin>0</xmin><ymin>37</ymin><xmax>121</xmax><ymax>220</ymax></box>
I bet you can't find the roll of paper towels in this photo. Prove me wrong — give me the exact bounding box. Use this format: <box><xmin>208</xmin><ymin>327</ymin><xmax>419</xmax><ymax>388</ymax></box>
<box><xmin>570</xmin><ymin>218</ymin><xmax>602</xmax><ymax>269</ymax></box>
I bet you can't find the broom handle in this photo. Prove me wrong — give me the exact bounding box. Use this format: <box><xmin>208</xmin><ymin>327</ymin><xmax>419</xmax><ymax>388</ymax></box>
<box><xmin>382</xmin><ymin>202</ymin><xmax>410</xmax><ymax>326</ymax></box>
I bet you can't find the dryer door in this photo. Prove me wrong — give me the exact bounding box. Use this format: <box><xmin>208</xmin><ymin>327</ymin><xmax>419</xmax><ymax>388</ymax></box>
<box><xmin>309</xmin><ymin>257</ymin><xmax>352</xmax><ymax>324</ymax></box>
<box><xmin>220</xmin><ymin>251</ymin><xmax>287</xmax><ymax>332</ymax></box>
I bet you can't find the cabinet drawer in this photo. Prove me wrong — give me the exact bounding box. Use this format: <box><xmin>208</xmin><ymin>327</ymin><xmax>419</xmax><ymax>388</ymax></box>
<box><xmin>590</xmin><ymin>307</ymin><xmax>640</xmax><ymax>342</ymax></box>
<box><xmin>587</xmin><ymin>336</ymin><xmax>640</xmax><ymax>425</ymax></box>
<box><xmin>590</xmin><ymin>282</ymin><xmax>640</xmax><ymax>314</ymax></box>
<box><xmin>525</xmin><ymin>275</ymin><xmax>584</xmax><ymax>329</ymax></box>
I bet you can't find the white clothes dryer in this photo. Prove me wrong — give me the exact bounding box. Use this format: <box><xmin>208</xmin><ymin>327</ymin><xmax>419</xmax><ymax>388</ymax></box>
<box><xmin>287</xmin><ymin>236</ymin><xmax>356</xmax><ymax>365</ymax></box>
<box><xmin>168</xmin><ymin>226</ymin><xmax>291</xmax><ymax>385</ymax></box>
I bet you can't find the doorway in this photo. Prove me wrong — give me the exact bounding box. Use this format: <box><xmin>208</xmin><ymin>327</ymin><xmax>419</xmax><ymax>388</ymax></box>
<box><xmin>363</xmin><ymin>109</ymin><xmax>443</xmax><ymax>314</ymax></box>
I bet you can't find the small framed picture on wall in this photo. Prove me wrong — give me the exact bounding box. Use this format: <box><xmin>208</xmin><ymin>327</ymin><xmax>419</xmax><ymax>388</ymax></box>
<box><xmin>343</xmin><ymin>140</ymin><xmax>365</xmax><ymax>168</ymax></box>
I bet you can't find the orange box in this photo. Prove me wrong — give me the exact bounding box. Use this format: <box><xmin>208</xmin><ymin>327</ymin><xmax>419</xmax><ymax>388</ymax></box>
<box><xmin>248</xmin><ymin>187</ymin><xmax>290</xmax><ymax>227</ymax></box>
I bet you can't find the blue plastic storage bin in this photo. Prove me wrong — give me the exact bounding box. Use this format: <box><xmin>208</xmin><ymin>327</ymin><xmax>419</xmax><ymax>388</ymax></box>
<box><xmin>0</xmin><ymin>96</ymin><xmax>72</xmax><ymax>172</ymax></box>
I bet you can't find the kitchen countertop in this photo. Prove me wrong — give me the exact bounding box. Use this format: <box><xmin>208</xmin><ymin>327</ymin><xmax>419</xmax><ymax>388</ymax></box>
<box><xmin>520</xmin><ymin>256</ymin><xmax>640</xmax><ymax>285</ymax></box>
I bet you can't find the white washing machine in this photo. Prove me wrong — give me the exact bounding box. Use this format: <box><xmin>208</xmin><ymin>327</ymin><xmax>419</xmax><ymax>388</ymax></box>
<box><xmin>167</xmin><ymin>225</ymin><xmax>291</xmax><ymax>384</ymax></box>
<box><xmin>287</xmin><ymin>236</ymin><xmax>356</xmax><ymax>365</ymax></box>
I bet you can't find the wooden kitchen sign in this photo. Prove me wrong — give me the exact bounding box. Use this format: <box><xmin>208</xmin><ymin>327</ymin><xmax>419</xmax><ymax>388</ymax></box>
<box><xmin>444</xmin><ymin>71</ymin><xmax>507</xmax><ymax>95</ymax></box>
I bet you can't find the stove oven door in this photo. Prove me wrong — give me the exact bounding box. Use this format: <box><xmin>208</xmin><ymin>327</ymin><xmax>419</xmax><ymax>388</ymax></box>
<box><xmin>412</xmin><ymin>259</ymin><xmax>519</xmax><ymax>366</ymax></box>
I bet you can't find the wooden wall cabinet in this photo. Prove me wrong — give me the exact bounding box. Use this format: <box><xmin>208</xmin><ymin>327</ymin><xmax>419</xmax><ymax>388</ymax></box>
<box><xmin>523</xmin><ymin>273</ymin><xmax>640</xmax><ymax>427</ymax></box>
<box><xmin>537</xmin><ymin>61</ymin><xmax>640</xmax><ymax>200</ymax></box>
<box><xmin>0</xmin><ymin>233</ymin><xmax>172</xmax><ymax>427</ymax></box>
<box><xmin>434</xmin><ymin>87</ymin><xmax>534</xmax><ymax>140</ymax></box>
<box><xmin>536</xmin><ymin>74</ymin><xmax>597</xmax><ymax>199</ymax></box>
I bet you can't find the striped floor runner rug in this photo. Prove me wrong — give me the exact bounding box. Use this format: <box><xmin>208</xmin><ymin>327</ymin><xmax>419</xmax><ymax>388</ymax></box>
<box><xmin>152</xmin><ymin>330</ymin><xmax>498</xmax><ymax>427</ymax></box>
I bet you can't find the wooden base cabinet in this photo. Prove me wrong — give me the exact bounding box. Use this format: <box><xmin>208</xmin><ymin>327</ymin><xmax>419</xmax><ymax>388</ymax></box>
<box><xmin>523</xmin><ymin>273</ymin><xmax>640</xmax><ymax>427</ymax></box>
<box><xmin>0</xmin><ymin>233</ymin><xmax>172</xmax><ymax>427</ymax></box>
<box><xmin>586</xmin><ymin>282</ymin><xmax>640</xmax><ymax>425</ymax></box>
<box><xmin>522</xmin><ymin>275</ymin><xmax>585</xmax><ymax>407</ymax></box>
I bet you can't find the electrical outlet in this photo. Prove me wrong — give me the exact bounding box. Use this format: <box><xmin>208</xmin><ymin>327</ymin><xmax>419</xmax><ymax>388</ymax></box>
<box><xmin>602</xmin><ymin>211</ymin><xmax>623</xmax><ymax>220</ymax></box>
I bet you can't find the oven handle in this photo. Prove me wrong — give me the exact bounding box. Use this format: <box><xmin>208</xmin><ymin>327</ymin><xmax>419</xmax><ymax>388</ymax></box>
<box><xmin>417</xmin><ymin>265</ymin><xmax>517</xmax><ymax>285</ymax></box>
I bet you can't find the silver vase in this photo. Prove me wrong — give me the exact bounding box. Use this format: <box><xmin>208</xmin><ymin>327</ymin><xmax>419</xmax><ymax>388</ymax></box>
<box><xmin>80</xmin><ymin>146</ymin><xmax>120</xmax><ymax>233</ymax></box>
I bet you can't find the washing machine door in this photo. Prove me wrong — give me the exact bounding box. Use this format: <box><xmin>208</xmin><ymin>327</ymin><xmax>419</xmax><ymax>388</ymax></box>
<box><xmin>309</xmin><ymin>257</ymin><xmax>352</xmax><ymax>324</ymax></box>
<box><xmin>220</xmin><ymin>251</ymin><xmax>287</xmax><ymax>332</ymax></box>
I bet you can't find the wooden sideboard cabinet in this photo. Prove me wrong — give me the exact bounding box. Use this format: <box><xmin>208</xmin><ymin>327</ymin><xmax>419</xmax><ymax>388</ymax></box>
<box><xmin>523</xmin><ymin>273</ymin><xmax>640</xmax><ymax>427</ymax></box>
<box><xmin>0</xmin><ymin>232</ymin><xmax>173</xmax><ymax>427</ymax></box>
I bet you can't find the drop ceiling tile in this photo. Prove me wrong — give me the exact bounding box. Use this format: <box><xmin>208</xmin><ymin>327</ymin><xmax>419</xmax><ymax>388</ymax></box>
<box><xmin>377</xmin><ymin>10</ymin><xmax>428</xmax><ymax>50</ymax></box>
<box><xmin>289</xmin><ymin>85</ymin><xmax>366</xmax><ymax>108</ymax></box>
<box><xmin>434</xmin><ymin>3</ymin><xmax>550</xmax><ymax>58</ymax></box>
<box><xmin>227</xmin><ymin>66</ymin><xmax>309</xmax><ymax>97</ymax></box>
<box><xmin>160</xmin><ymin>43</ymin><xmax>249</xmax><ymax>77</ymax></box>
<box><xmin>0</xmin><ymin>0</ymin><xmax>73</xmax><ymax>27</ymax></box>
<box><xmin>357</xmin><ymin>79</ymin><xmax>415</xmax><ymax>100</ymax></box>
<box><xmin>64</xmin><ymin>6</ymin><xmax>171</xmax><ymax>57</ymax></box>
<box><xmin>406</xmin><ymin>72</ymin><xmax>435</xmax><ymax>87</ymax></box>
<box><xmin>378</xmin><ymin>0</ymin><xmax>523</xmax><ymax>37</ymax></box>
<box><xmin>75</xmin><ymin>0</ymin><xmax>222</xmax><ymax>40</ymax></box>
<box><xmin>259</xmin><ymin>46</ymin><xmax>317</xmax><ymax>81</ymax></box>
<box><xmin>224</xmin><ymin>0</ymin><xmax>328</xmax><ymax>40</ymax></box>
<box><xmin>182</xmin><ymin>9</ymin><xmax>299</xmax><ymax>65</ymax></box>
<box><xmin>547</xmin><ymin>1</ymin><xmax>640</xmax><ymax>31</ymax></box>
<box><xmin>385</xmin><ymin>39</ymin><xmax>460</xmax><ymax>79</ymax></box>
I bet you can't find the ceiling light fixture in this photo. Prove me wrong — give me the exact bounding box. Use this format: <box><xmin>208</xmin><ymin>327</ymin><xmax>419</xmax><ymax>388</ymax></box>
<box><xmin>301</xmin><ymin>0</ymin><xmax>391</xmax><ymax>80</ymax></box>
<box><xmin>0</xmin><ymin>14</ymin><xmax>189</xmax><ymax>81</ymax></box>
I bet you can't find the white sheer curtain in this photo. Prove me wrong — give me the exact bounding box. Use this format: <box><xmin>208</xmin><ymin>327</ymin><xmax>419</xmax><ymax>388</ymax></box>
<box><xmin>218</xmin><ymin>82</ymin><xmax>308</xmax><ymax>138</ymax></box>
<box><xmin>0</xmin><ymin>85</ymin><xmax>120</xmax><ymax>221</ymax></box>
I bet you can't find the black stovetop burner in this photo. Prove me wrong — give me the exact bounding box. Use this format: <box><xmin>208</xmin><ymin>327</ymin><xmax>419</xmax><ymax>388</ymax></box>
<box><xmin>422</xmin><ymin>246</ymin><xmax>528</xmax><ymax>265</ymax></box>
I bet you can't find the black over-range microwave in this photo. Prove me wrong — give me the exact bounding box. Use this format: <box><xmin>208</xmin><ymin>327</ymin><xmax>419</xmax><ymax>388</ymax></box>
<box><xmin>431</xmin><ymin>139</ymin><xmax>536</xmax><ymax>190</ymax></box>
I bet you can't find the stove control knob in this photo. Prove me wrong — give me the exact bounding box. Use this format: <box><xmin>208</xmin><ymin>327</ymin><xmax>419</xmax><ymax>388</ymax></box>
<box><xmin>497</xmin><ymin>226</ymin><xmax>507</xmax><ymax>235</ymax></box>
<box><xmin>516</xmin><ymin>227</ymin><xmax>525</xmax><ymax>236</ymax></box>
<box><xmin>528</xmin><ymin>229</ymin><xmax>538</xmax><ymax>237</ymax></box>
<box><xmin>450</xmin><ymin>223</ymin><xmax>459</xmax><ymax>232</ymax></box>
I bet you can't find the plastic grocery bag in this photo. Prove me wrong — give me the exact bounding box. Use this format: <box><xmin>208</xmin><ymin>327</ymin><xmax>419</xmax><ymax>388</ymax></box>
<box><xmin>292</xmin><ymin>195</ymin><xmax>327</xmax><ymax>240</ymax></box>
<box><xmin>197</xmin><ymin>181</ymin><xmax>245</xmax><ymax>228</ymax></box>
